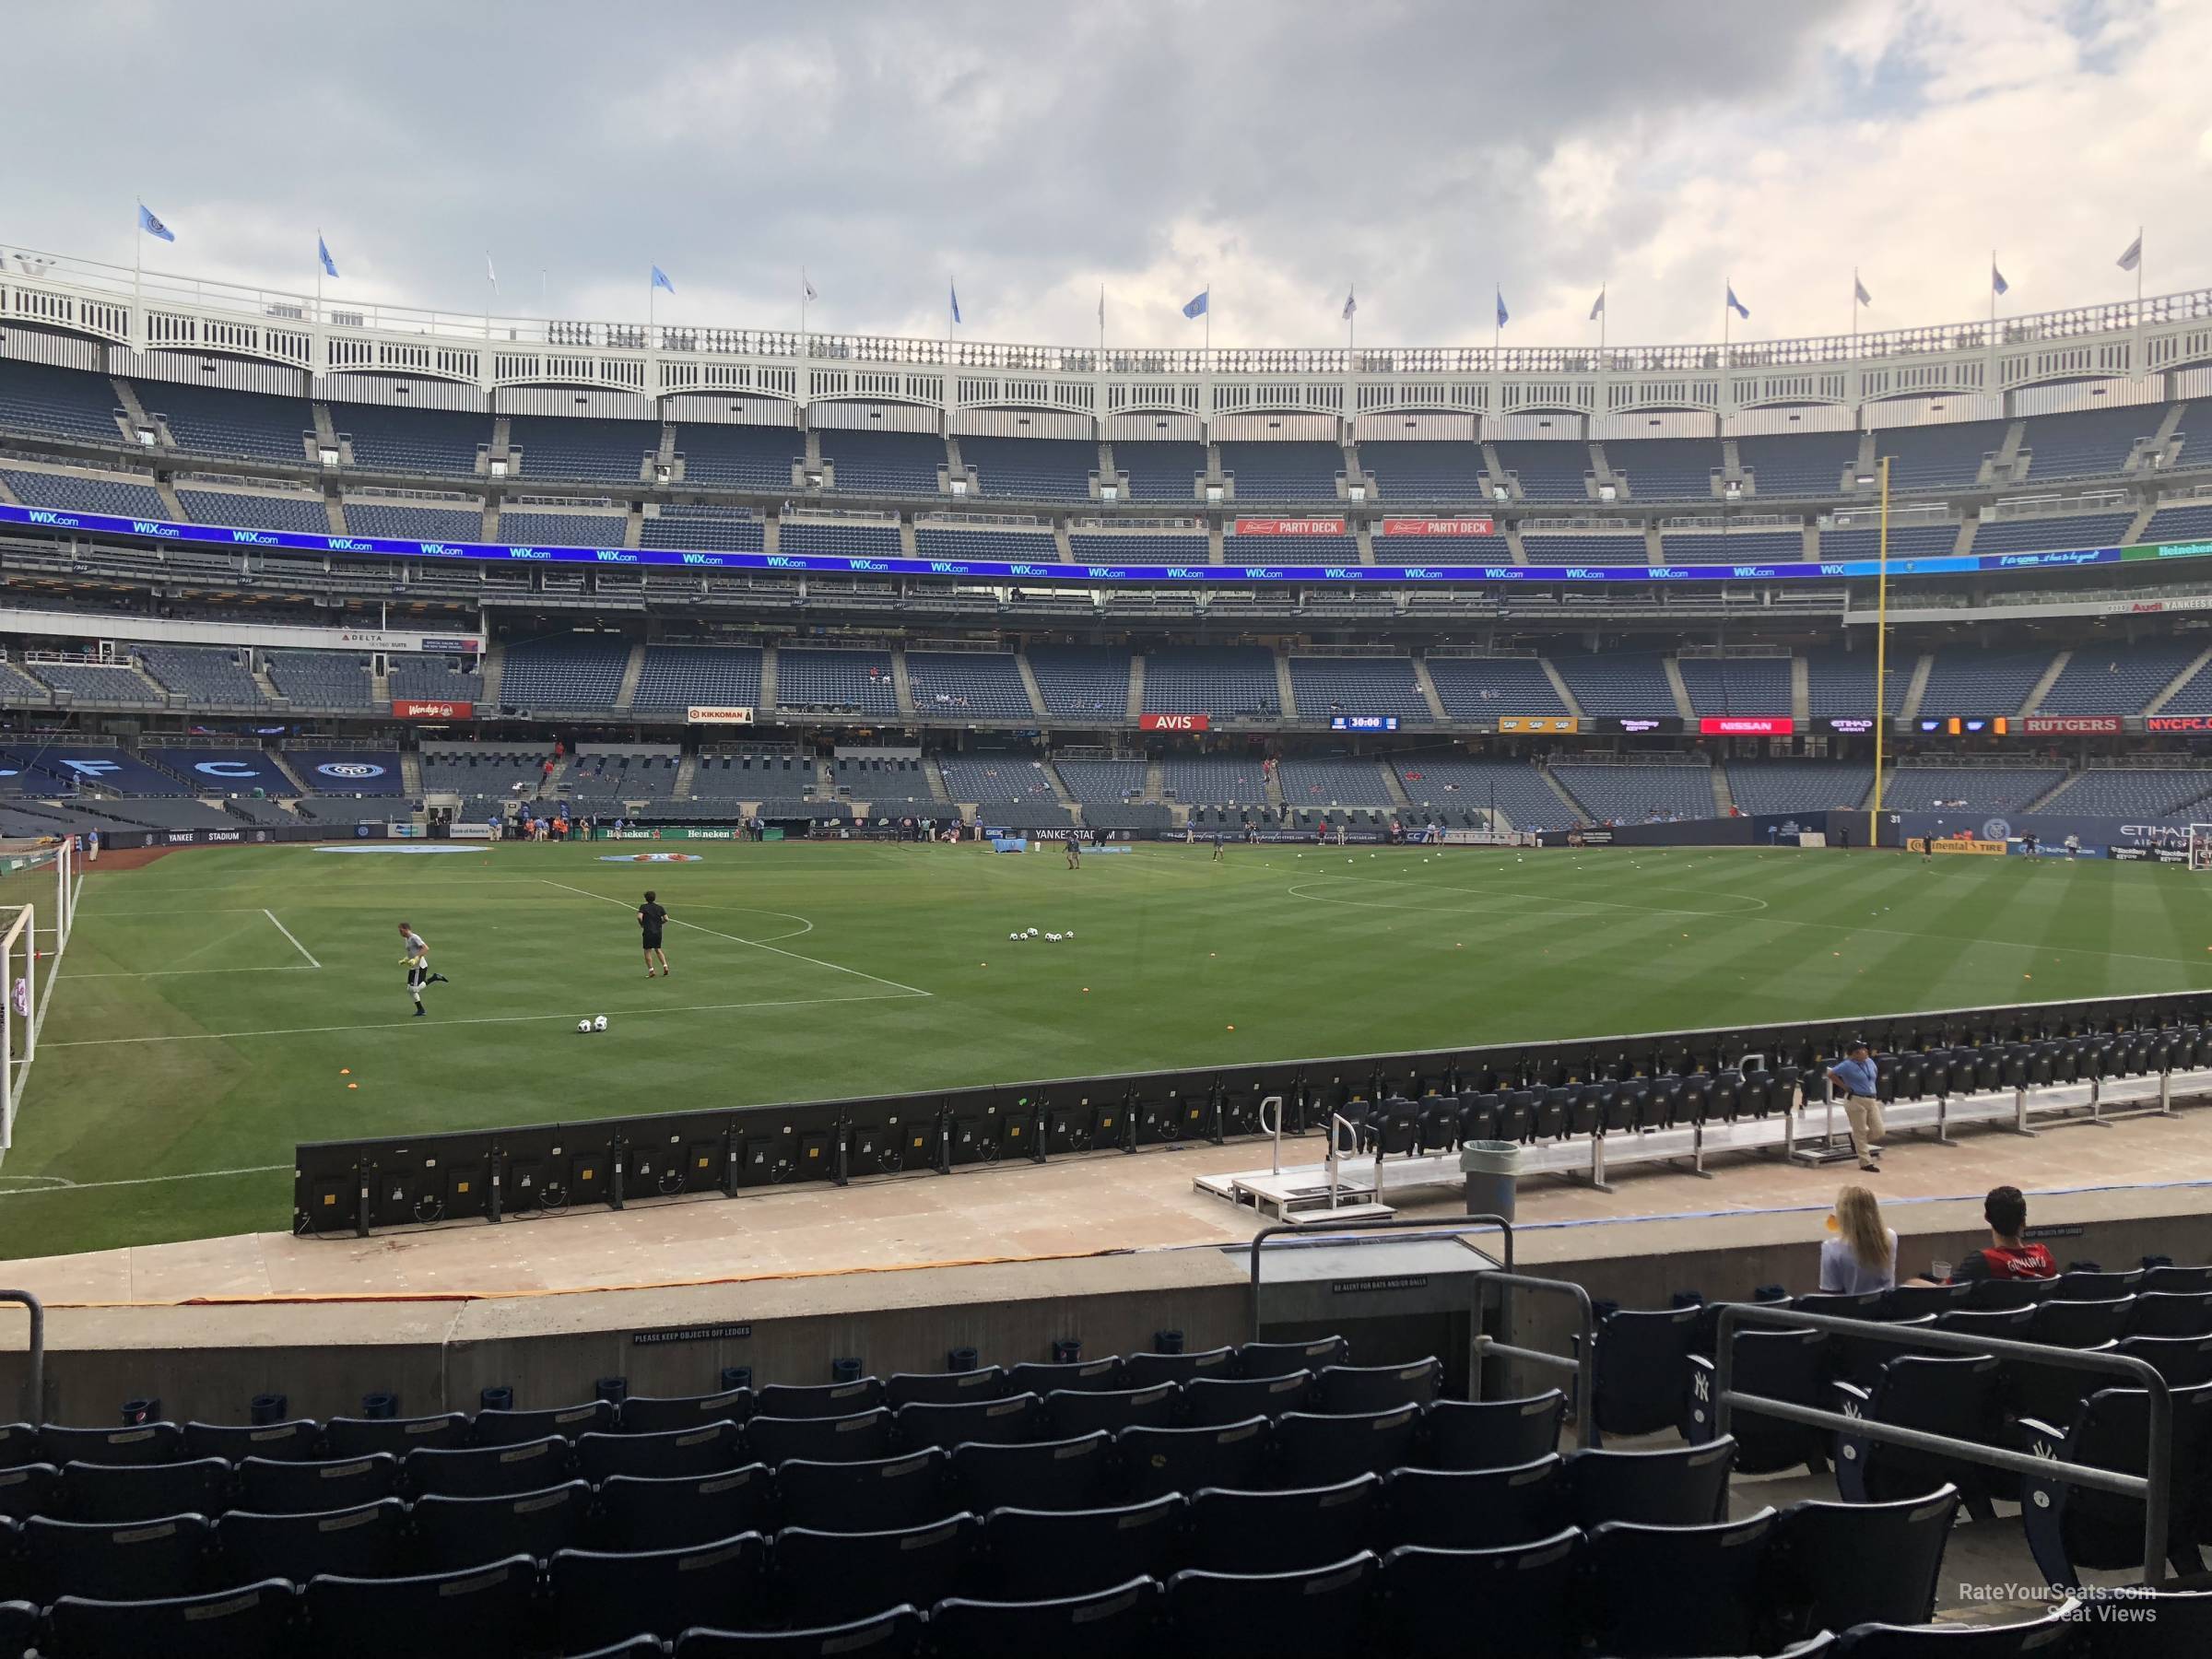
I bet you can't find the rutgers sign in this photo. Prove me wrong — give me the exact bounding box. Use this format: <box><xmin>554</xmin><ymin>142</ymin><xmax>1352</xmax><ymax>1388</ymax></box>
<box><xmin>1139</xmin><ymin>713</ymin><xmax>1211</xmax><ymax>731</ymax></box>
<box><xmin>2022</xmin><ymin>715</ymin><xmax>2123</xmax><ymax>735</ymax></box>
<box><xmin>393</xmin><ymin>699</ymin><xmax>473</xmax><ymax>719</ymax></box>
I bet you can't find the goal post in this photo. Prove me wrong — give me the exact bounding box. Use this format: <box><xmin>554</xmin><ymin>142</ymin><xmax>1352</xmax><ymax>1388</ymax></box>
<box><xmin>0</xmin><ymin>837</ymin><xmax>76</xmax><ymax>1154</ymax></box>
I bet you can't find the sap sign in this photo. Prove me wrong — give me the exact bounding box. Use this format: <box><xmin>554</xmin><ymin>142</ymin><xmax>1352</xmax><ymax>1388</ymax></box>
<box><xmin>194</xmin><ymin>760</ymin><xmax>268</xmax><ymax>779</ymax></box>
<box><xmin>316</xmin><ymin>761</ymin><xmax>389</xmax><ymax>781</ymax></box>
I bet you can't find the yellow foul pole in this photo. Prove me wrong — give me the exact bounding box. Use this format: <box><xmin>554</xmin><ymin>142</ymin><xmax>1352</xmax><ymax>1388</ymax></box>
<box><xmin>1868</xmin><ymin>454</ymin><xmax>1890</xmax><ymax>847</ymax></box>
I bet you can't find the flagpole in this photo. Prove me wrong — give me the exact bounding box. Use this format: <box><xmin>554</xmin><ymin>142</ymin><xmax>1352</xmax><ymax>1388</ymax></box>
<box><xmin>315</xmin><ymin>227</ymin><xmax>323</xmax><ymax>323</ymax></box>
<box><xmin>1493</xmin><ymin>280</ymin><xmax>1500</xmax><ymax>359</ymax></box>
<box><xmin>1599</xmin><ymin>283</ymin><xmax>1606</xmax><ymax>356</ymax></box>
<box><xmin>2136</xmin><ymin>225</ymin><xmax>2145</xmax><ymax>362</ymax></box>
<box><xmin>133</xmin><ymin>198</ymin><xmax>144</xmax><ymax>352</ymax></box>
<box><xmin>1869</xmin><ymin>453</ymin><xmax>1890</xmax><ymax>849</ymax></box>
<box><xmin>1723</xmin><ymin>276</ymin><xmax>1730</xmax><ymax>364</ymax></box>
<box><xmin>1851</xmin><ymin>267</ymin><xmax>1858</xmax><ymax>357</ymax></box>
<box><xmin>1205</xmin><ymin>275</ymin><xmax>1211</xmax><ymax>356</ymax></box>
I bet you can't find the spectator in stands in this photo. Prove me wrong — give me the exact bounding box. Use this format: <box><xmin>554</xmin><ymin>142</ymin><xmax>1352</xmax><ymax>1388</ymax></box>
<box><xmin>1818</xmin><ymin>1184</ymin><xmax>1898</xmax><ymax>1294</ymax></box>
<box><xmin>1825</xmin><ymin>1040</ymin><xmax>1884</xmax><ymax>1173</ymax></box>
<box><xmin>1920</xmin><ymin>1185</ymin><xmax>2057</xmax><ymax>1285</ymax></box>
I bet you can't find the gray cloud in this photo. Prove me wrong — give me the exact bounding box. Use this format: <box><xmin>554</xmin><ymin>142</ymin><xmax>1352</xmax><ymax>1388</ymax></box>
<box><xmin>6</xmin><ymin>0</ymin><xmax>2197</xmax><ymax>350</ymax></box>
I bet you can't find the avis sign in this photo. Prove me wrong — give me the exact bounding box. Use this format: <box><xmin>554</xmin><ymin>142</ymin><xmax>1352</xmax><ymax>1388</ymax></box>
<box><xmin>1139</xmin><ymin>713</ymin><xmax>1211</xmax><ymax>732</ymax></box>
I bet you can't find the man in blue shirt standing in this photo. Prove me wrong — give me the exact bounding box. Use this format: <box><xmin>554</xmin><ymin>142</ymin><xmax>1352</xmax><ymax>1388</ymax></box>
<box><xmin>1826</xmin><ymin>1040</ymin><xmax>1884</xmax><ymax>1173</ymax></box>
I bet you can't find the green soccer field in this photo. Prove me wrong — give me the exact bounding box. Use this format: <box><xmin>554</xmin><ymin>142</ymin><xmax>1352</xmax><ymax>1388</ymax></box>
<box><xmin>4</xmin><ymin>838</ymin><xmax>2211</xmax><ymax>1259</ymax></box>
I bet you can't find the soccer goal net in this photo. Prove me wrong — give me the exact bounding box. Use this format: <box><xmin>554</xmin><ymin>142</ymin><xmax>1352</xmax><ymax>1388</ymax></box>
<box><xmin>2192</xmin><ymin>825</ymin><xmax>2212</xmax><ymax>873</ymax></box>
<box><xmin>0</xmin><ymin>837</ymin><xmax>76</xmax><ymax>1153</ymax></box>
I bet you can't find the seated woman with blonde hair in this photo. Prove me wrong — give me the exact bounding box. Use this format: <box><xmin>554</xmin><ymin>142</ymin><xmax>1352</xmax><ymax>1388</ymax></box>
<box><xmin>1819</xmin><ymin>1184</ymin><xmax>1898</xmax><ymax>1295</ymax></box>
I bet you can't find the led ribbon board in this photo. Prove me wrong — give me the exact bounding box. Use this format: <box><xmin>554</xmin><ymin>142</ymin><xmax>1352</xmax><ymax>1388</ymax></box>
<box><xmin>3</xmin><ymin>503</ymin><xmax>2203</xmax><ymax>586</ymax></box>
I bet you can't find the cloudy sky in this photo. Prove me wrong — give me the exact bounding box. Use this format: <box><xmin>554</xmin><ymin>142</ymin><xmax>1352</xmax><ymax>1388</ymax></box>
<box><xmin>9</xmin><ymin>0</ymin><xmax>2206</xmax><ymax>350</ymax></box>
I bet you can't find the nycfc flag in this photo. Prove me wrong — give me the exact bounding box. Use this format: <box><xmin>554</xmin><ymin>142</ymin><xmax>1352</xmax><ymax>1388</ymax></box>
<box><xmin>1726</xmin><ymin>285</ymin><xmax>1750</xmax><ymax>320</ymax></box>
<box><xmin>1495</xmin><ymin>288</ymin><xmax>1509</xmax><ymax>328</ymax></box>
<box><xmin>2117</xmin><ymin>234</ymin><xmax>2143</xmax><ymax>273</ymax></box>
<box><xmin>652</xmin><ymin>265</ymin><xmax>675</xmax><ymax>294</ymax></box>
<box><xmin>949</xmin><ymin>279</ymin><xmax>961</xmax><ymax>325</ymax></box>
<box><xmin>1854</xmin><ymin>274</ymin><xmax>1872</xmax><ymax>306</ymax></box>
<box><xmin>803</xmin><ymin>273</ymin><xmax>818</xmax><ymax>301</ymax></box>
<box><xmin>318</xmin><ymin>236</ymin><xmax>338</xmax><ymax>278</ymax></box>
<box><xmin>1182</xmin><ymin>289</ymin><xmax>1208</xmax><ymax>319</ymax></box>
<box><xmin>1589</xmin><ymin>289</ymin><xmax>1605</xmax><ymax>320</ymax></box>
<box><xmin>137</xmin><ymin>204</ymin><xmax>175</xmax><ymax>242</ymax></box>
<box><xmin>1992</xmin><ymin>263</ymin><xmax>2009</xmax><ymax>297</ymax></box>
<box><xmin>1342</xmin><ymin>287</ymin><xmax>1356</xmax><ymax>321</ymax></box>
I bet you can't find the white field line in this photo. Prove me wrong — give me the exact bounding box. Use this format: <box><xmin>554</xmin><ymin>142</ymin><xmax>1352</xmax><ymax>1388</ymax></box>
<box><xmin>262</xmin><ymin>910</ymin><xmax>322</xmax><ymax>969</ymax></box>
<box><xmin>43</xmin><ymin>988</ymin><xmax>924</xmax><ymax>1049</ymax></box>
<box><xmin>539</xmin><ymin>880</ymin><xmax>933</xmax><ymax>997</ymax></box>
<box><xmin>64</xmin><ymin>965</ymin><xmax>321</xmax><ymax>981</ymax></box>
<box><xmin>0</xmin><ymin>1163</ymin><xmax>290</xmax><ymax>1196</ymax></box>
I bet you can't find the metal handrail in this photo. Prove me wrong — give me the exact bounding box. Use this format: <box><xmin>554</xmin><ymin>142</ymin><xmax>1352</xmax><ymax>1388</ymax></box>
<box><xmin>1248</xmin><ymin>1212</ymin><xmax>1514</xmax><ymax>1341</ymax></box>
<box><xmin>1258</xmin><ymin>1093</ymin><xmax>1285</xmax><ymax>1176</ymax></box>
<box><xmin>1713</xmin><ymin>1300</ymin><xmax>2174</xmax><ymax>1586</ymax></box>
<box><xmin>0</xmin><ymin>1290</ymin><xmax>44</xmax><ymax>1420</ymax></box>
<box><xmin>1473</xmin><ymin>1270</ymin><xmax>1599</xmax><ymax>1450</ymax></box>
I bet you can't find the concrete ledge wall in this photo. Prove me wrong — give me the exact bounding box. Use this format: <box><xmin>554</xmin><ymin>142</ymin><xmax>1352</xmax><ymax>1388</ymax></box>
<box><xmin>6</xmin><ymin>1183</ymin><xmax>2207</xmax><ymax>1427</ymax></box>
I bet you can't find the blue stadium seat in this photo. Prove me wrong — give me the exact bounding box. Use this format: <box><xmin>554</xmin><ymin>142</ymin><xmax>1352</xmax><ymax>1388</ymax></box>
<box><xmin>884</xmin><ymin>1369</ymin><xmax>1006</xmax><ymax>1410</ymax></box>
<box><xmin>576</xmin><ymin>1420</ymin><xmax>745</xmax><ymax>1481</ymax></box>
<box><xmin>746</xmin><ymin>1410</ymin><xmax>891</xmax><ymax>1466</ymax></box>
<box><xmin>409</xmin><ymin>1479</ymin><xmax>591</xmax><ymax>1572</ymax></box>
<box><xmin>1182</xmin><ymin>1475</ymin><xmax>1379</xmax><ymax>1573</ymax></box>
<box><xmin>1770</xmin><ymin>1488</ymin><xmax>1961</xmax><ymax>1641</ymax></box>
<box><xmin>775</xmin><ymin>1449</ymin><xmax>949</xmax><ymax>1533</ymax></box>
<box><xmin>928</xmin><ymin>1576</ymin><xmax>1159</xmax><ymax>1659</ymax></box>
<box><xmin>35</xmin><ymin>1422</ymin><xmax>182</xmax><ymax>1467</ymax></box>
<box><xmin>0</xmin><ymin>1464</ymin><xmax>57</xmax><ymax>1522</ymax></box>
<box><xmin>1584</xmin><ymin>1510</ymin><xmax>1776</xmax><ymax>1657</ymax></box>
<box><xmin>50</xmin><ymin>1578</ymin><xmax>295</xmax><ymax>1659</ymax></box>
<box><xmin>979</xmin><ymin>1495</ymin><xmax>1183</xmax><ymax>1599</ymax></box>
<box><xmin>1183</xmin><ymin>1373</ymin><xmax>1311</xmax><ymax>1427</ymax></box>
<box><xmin>1563</xmin><ymin>1438</ymin><xmax>1735</xmax><ymax>1527</ymax></box>
<box><xmin>1272</xmin><ymin>1406</ymin><xmax>1420</xmax><ymax>1487</ymax></box>
<box><xmin>618</xmin><ymin>1387</ymin><xmax>753</xmax><ymax>1434</ymax></box>
<box><xmin>672</xmin><ymin>1606</ymin><xmax>923</xmax><ymax>1657</ymax></box>
<box><xmin>213</xmin><ymin>1498</ymin><xmax>408</xmax><ymax>1586</ymax></box>
<box><xmin>303</xmin><ymin>1555</ymin><xmax>537</xmax><ymax>1659</ymax></box>
<box><xmin>894</xmin><ymin>1394</ymin><xmax>1041</xmax><ymax>1451</ymax></box>
<box><xmin>473</xmin><ymin>1399</ymin><xmax>617</xmax><ymax>1445</ymax></box>
<box><xmin>404</xmin><ymin>1435</ymin><xmax>571</xmax><ymax>1498</ymax></box>
<box><xmin>754</xmin><ymin>1380</ymin><xmax>886</xmax><ymax>1421</ymax></box>
<box><xmin>236</xmin><ymin>1453</ymin><xmax>399</xmax><ymax>1514</ymax></box>
<box><xmin>772</xmin><ymin>1513</ymin><xmax>981</xmax><ymax>1625</ymax></box>
<box><xmin>1042</xmin><ymin>1382</ymin><xmax>1181</xmax><ymax>1439</ymax></box>
<box><xmin>948</xmin><ymin>1432</ymin><xmax>1111</xmax><ymax>1515</ymax></box>
<box><xmin>1383</xmin><ymin>1455</ymin><xmax>1565</xmax><ymax>1550</ymax></box>
<box><xmin>1313</xmin><ymin>1359</ymin><xmax>1439</xmax><ymax>1415</ymax></box>
<box><xmin>1417</xmin><ymin>1392</ymin><xmax>1565</xmax><ymax>1469</ymax></box>
<box><xmin>1122</xmin><ymin>1347</ymin><xmax>1234</xmax><ymax>1388</ymax></box>
<box><xmin>1117</xmin><ymin>1419</ymin><xmax>1269</xmax><ymax>1500</ymax></box>
<box><xmin>594</xmin><ymin>1467</ymin><xmax>776</xmax><ymax>1553</ymax></box>
<box><xmin>1829</xmin><ymin>1601</ymin><xmax>2078</xmax><ymax>1654</ymax></box>
<box><xmin>548</xmin><ymin>1532</ymin><xmax>770</xmax><ymax>1650</ymax></box>
<box><xmin>1165</xmin><ymin>1552</ymin><xmax>1379</xmax><ymax>1650</ymax></box>
<box><xmin>1379</xmin><ymin>1531</ymin><xmax>1583</xmax><ymax>1659</ymax></box>
<box><xmin>24</xmin><ymin>1512</ymin><xmax>211</xmax><ymax>1601</ymax></box>
<box><xmin>59</xmin><ymin>1455</ymin><xmax>229</xmax><ymax>1524</ymax></box>
<box><xmin>1240</xmin><ymin>1337</ymin><xmax>1348</xmax><ymax>1378</ymax></box>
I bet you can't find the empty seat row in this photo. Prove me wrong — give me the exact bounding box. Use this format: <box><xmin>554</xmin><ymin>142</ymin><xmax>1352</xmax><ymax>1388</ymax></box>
<box><xmin>9</xmin><ymin>1483</ymin><xmax>2135</xmax><ymax>1659</ymax></box>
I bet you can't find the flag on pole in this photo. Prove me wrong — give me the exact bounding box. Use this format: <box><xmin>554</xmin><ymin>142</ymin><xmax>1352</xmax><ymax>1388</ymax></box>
<box><xmin>949</xmin><ymin>279</ymin><xmax>961</xmax><ymax>326</ymax></box>
<box><xmin>1589</xmin><ymin>288</ymin><xmax>1606</xmax><ymax>320</ymax></box>
<box><xmin>1853</xmin><ymin>274</ymin><xmax>1872</xmax><ymax>307</ymax></box>
<box><xmin>1182</xmin><ymin>289</ymin><xmax>1209</xmax><ymax>319</ymax></box>
<box><xmin>803</xmin><ymin>273</ymin><xmax>818</xmax><ymax>302</ymax></box>
<box><xmin>1726</xmin><ymin>285</ymin><xmax>1750</xmax><ymax>320</ymax></box>
<box><xmin>2116</xmin><ymin>233</ymin><xmax>2143</xmax><ymax>273</ymax></box>
<box><xmin>486</xmin><ymin>252</ymin><xmax>498</xmax><ymax>287</ymax></box>
<box><xmin>1342</xmin><ymin>287</ymin><xmax>1357</xmax><ymax>321</ymax></box>
<box><xmin>652</xmin><ymin>265</ymin><xmax>675</xmax><ymax>295</ymax></box>
<box><xmin>1991</xmin><ymin>262</ymin><xmax>2008</xmax><ymax>297</ymax></box>
<box><xmin>137</xmin><ymin>204</ymin><xmax>175</xmax><ymax>242</ymax></box>
<box><xmin>1495</xmin><ymin>288</ymin><xmax>1510</xmax><ymax>329</ymax></box>
<box><xmin>1098</xmin><ymin>286</ymin><xmax>1105</xmax><ymax>328</ymax></box>
<box><xmin>318</xmin><ymin>236</ymin><xmax>338</xmax><ymax>279</ymax></box>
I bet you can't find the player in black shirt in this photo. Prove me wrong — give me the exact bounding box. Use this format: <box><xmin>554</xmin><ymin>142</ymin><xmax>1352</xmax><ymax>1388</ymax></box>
<box><xmin>638</xmin><ymin>889</ymin><xmax>670</xmax><ymax>978</ymax></box>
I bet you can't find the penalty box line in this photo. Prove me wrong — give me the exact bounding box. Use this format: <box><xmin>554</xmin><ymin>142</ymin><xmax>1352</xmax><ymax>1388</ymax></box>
<box><xmin>538</xmin><ymin>880</ymin><xmax>933</xmax><ymax>999</ymax></box>
<box><xmin>42</xmin><ymin>989</ymin><xmax>924</xmax><ymax>1049</ymax></box>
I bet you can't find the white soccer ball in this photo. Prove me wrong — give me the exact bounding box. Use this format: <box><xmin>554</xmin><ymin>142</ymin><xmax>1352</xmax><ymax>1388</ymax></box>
<box><xmin>1009</xmin><ymin>932</ymin><xmax>1021</xmax><ymax>941</ymax></box>
<box><xmin>1064</xmin><ymin>930</ymin><xmax>1075</xmax><ymax>940</ymax></box>
<box><xmin>1045</xmin><ymin>932</ymin><xmax>1061</xmax><ymax>943</ymax></box>
<box><xmin>577</xmin><ymin>1018</ymin><xmax>593</xmax><ymax>1034</ymax></box>
<box><xmin>593</xmin><ymin>1015</ymin><xmax>608</xmax><ymax>1032</ymax></box>
<box><xmin>1027</xmin><ymin>927</ymin><xmax>1039</xmax><ymax>937</ymax></box>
